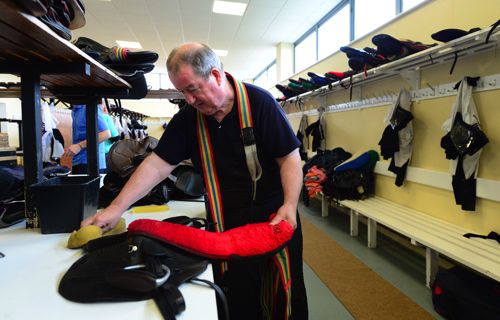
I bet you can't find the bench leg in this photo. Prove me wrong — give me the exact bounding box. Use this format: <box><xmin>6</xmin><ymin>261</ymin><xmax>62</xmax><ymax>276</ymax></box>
<box><xmin>367</xmin><ymin>218</ymin><xmax>377</xmax><ymax>248</ymax></box>
<box><xmin>426</xmin><ymin>248</ymin><xmax>439</xmax><ymax>288</ymax></box>
<box><xmin>321</xmin><ymin>193</ymin><xmax>329</xmax><ymax>217</ymax></box>
<box><xmin>350</xmin><ymin>209</ymin><xmax>359</xmax><ymax>236</ymax></box>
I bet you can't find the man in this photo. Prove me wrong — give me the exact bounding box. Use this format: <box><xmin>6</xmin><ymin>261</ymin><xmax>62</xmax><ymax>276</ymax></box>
<box><xmin>82</xmin><ymin>42</ymin><xmax>308</xmax><ymax>319</ymax></box>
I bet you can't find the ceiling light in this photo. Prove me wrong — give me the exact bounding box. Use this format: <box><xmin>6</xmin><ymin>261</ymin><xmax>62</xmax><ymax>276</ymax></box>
<box><xmin>212</xmin><ymin>1</ymin><xmax>247</xmax><ymax>16</ymax></box>
<box><xmin>213</xmin><ymin>49</ymin><xmax>228</xmax><ymax>57</ymax></box>
<box><xmin>116</xmin><ymin>40</ymin><xmax>142</xmax><ymax>49</ymax></box>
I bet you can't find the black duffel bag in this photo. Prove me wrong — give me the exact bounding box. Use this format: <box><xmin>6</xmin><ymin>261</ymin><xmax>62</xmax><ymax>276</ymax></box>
<box><xmin>432</xmin><ymin>266</ymin><xmax>500</xmax><ymax>320</ymax></box>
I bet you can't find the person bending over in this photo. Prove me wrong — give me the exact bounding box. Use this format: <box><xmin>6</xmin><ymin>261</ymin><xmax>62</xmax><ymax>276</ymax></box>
<box><xmin>82</xmin><ymin>42</ymin><xmax>308</xmax><ymax>320</ymax></box>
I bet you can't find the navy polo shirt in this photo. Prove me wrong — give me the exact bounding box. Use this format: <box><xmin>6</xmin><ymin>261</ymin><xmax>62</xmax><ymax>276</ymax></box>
<box><xmin>154</xmin><ymin>78</ymin><xmax>300</xmax><ymax>215</ymax></box>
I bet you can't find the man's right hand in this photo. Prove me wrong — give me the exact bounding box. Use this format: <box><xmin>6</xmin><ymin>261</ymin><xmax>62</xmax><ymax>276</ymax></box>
<box><xmin>63</xmin><ymin>143</ymin><xmax>82</xmax><ymax>157</ymax></box>
<box><xmin>81</xmin><ymin>204</ymin><xmax>123</xmax><ymax>232</ymax></box>
<box><xmin>80</xmin><ymin>153</ymin><xmax>175</xmax><ymax>232</ymax></box>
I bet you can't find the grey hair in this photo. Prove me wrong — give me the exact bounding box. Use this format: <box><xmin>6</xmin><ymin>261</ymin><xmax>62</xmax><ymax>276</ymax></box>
<box><xmin>167</xmin><ymin>43</ymin><xmax>224</xmax><ymax>79</ymax></box>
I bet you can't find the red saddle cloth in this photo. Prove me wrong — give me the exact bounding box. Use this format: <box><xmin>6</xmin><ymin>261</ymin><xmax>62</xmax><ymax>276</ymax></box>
<box><xmin>128</xmin><ymin>217</ymin><xmax>294</xmax><ymax>260</ymax></box>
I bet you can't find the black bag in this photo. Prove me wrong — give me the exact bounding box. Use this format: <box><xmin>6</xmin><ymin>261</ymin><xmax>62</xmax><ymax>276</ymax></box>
<box><xmin>100</xmin><ymin>137</ymin><xmax>168</xmax><ymax>208</ymax></box>
<box><xmin>59</xmin><ymin>231</ymin><xmax>209</xmax><ymax>319</ymax></box>
<box><xmin>323</xmin><ymin>168</ymin><xmax>375</xmax><ymax>201</ymax></box>
<box><xmin>98</xmin><ymin>171</ymin><xmax>169</xmax><ymax>209</ymax></box>
<box><xmin>432</xmin><ymin>266</ymin><xmax>500</xmax><ymax>320</ymax></box>
<box><xmin>167</xmin><ymin>164</ymin><xmax>205</xmax><ymax>200</ymax></box>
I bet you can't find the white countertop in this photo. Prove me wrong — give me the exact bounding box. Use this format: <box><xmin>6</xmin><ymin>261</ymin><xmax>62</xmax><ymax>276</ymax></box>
<box><xmin>0</xmin><ymin>200</ymin><xmax>217</xmax><ymax>320</ymax></box>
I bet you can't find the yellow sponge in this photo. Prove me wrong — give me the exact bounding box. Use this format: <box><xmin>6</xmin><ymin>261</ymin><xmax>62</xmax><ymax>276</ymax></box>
<box><xmin>67</xmin><ymin>218</ymin><xmax>127</xmax><ymax>249</ymax></box>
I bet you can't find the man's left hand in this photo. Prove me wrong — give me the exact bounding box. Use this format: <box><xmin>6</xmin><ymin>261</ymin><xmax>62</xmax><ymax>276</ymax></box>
<box><xmin>269</xmin><ymin>203</ymin><xmax>297</xmax><ymax>230</ymax></box>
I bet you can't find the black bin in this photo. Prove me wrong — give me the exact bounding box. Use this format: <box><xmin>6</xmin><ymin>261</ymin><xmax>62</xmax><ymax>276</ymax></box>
<box><xmin>30</xmin><ymin>175</ymin><xmax>100</xmax><ymax>234</ymax></box>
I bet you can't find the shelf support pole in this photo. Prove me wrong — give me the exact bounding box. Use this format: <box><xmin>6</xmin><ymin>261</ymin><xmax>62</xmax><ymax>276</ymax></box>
<box><xmin>85</xmin><ymin>96</ymin><xmax>100</xmax><ymax>177</ymax></box>
<box><xmin>20</xmin><ymin>70</ymin><xmax>43</xmax><ymax>228</ymax></box>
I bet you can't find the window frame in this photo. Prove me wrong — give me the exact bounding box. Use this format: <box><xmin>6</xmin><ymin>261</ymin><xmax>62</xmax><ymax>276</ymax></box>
<box><xmin>294</xmin><ymin>0</ymin><xmax>350</xmax><ymax>73</ymax></box>
<box><xmin>253</xmin><ymin>60</ymin><xmax>277</xmax><ymax>88</ymax></box>
<box><xmin>317</xmin><ymin>3</ymin><xmax>351</xmax><ymax>61</ymax></box>
<box><xmin>255</xmin><ymin>0</ymin><xmax>429</xmax><ymax>80</ymax></box>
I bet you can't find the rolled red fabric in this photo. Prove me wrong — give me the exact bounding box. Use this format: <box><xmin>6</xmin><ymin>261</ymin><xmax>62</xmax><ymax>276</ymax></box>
<box><xmin>128</xmin><ymin>218</ymin><xmax>294</xmax><ymax>260</ymax></box>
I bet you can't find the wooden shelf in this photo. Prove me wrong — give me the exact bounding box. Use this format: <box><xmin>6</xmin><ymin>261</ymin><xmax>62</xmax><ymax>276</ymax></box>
<box><xmin>0</xmin><ymin>0</ymin><xmax>129</xmax><ymax>92</ymax></box>
<box><xmin>0</xmin><ymin>2</ymin><xmax>135</xmax><ymax>229</ymax></box>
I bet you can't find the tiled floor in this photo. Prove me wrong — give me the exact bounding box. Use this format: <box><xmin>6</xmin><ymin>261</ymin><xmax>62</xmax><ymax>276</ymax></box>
<box><xmin>299</xmin><ymin>199</ymin><xmax>444</xmax><ymax>320</ymax></box>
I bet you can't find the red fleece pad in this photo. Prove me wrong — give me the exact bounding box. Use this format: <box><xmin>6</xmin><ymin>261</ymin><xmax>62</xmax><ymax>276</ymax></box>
<box><xmin>128</xmin><ymin>219</ymin><xmax>294</xmax><ymax>260</ymax></box>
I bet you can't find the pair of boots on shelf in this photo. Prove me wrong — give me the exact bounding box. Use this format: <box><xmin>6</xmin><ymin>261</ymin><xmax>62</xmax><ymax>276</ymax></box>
<box><xmin>275</xmin><ymin>71</ymin><xmax>353</xmax><ymax>101</ymax></box>
<box><xmin>340</xmin><ymin>34</ymin><xmax>436</xmax><ymax>74</ymax></box>
<box><xmin>13</xmin><ymin>0</ymin><xmax>86</xmax><ymax>41</ymax></box>
<box><xmin>68</xmin><ymin>36</ymin><xmax>159</xmax><ymax>99</ymax></box>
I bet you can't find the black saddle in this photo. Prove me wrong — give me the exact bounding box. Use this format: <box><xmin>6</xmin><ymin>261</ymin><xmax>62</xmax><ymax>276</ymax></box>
<box><xmin>59</xmin><ymin>230</ymin><xmax>209</xmax><ymax>319</ymax></box>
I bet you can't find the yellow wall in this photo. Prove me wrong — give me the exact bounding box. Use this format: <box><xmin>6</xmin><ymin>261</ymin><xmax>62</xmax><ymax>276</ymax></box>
<box><xmin>143</xmin><ymin>117</ymin><xmax>169</xmax><ymax>139</ymax></box>
<box><xmin>0</xmin><ymin>98</ymin><xmax>22</xmax><ymax>148</ymax></box>
<box><xmin>286</xmin><ymin>0</ymin><xmax>500</xmax><ymax>233</ymax></box>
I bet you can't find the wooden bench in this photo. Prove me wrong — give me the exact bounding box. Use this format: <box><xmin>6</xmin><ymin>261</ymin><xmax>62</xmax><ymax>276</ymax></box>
<box><xmin>332</xmin><ymin>196</ymin><xmax>500</xmax><ymax>287</ymax></box>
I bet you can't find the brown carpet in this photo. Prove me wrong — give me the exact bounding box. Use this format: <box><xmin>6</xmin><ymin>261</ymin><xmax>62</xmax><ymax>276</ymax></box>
<box><xmin>301</xmin><ymin>217</ymin><xmax>435</xmax><ymax>320</ymax></box>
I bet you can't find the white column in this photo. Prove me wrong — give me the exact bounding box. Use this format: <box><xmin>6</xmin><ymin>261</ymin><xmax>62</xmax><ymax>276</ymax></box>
<box><xmin>276</xmin><ymin>42</ymin><xmax>294</xmax><ymax>82</ymax></box>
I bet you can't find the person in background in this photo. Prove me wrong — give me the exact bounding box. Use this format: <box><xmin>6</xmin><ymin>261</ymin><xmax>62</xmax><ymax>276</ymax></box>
<box><xmin>82</xmin><ymin>42</ymin><xmax>308</xmax><ymax>319</ymax></box>
<box><xmin>63</xmin><ymin>103</ymin><xmax>111</xmax><ymax>174</ymax></box>
<box><xmin>99</xmin><ymin>102</ymin><xmax>120</xmax><ymax>168</ymax></box>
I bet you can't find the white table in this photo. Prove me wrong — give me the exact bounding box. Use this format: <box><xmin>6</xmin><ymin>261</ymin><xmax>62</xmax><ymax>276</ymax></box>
<box><xmin>0</xmin><ymin>200</ymin><xmax>217</xmax><ymax>320</ymax></box>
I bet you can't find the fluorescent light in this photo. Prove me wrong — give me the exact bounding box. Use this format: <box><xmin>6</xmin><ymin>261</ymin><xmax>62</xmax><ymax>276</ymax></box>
<box><xmin>213</xmin><ymin>49</ymin><xmax>228</xmax><ymax>57</ymax></box>
<box><xmin>116</xmin><ymin>40</ymin><xmax>142</xmax><ymax>49</ymax></box>
<box><xmin>212</xmin><ymin>1</ymin><xmax>247</xmax><ymax>16</ymax></box>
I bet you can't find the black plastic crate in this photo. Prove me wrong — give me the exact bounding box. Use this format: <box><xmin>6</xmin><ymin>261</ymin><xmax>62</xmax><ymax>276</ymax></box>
<box><xmin>30</xmin><ymin>175</ymin><xmax>100</xmax><ymax>234</ymax></box>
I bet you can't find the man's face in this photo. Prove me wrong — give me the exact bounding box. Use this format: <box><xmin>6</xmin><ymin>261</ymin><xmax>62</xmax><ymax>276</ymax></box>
<box><xmin>169</xmin><ymin>64</ymin><xmax>225</xmax><ymax>116</ymax></box>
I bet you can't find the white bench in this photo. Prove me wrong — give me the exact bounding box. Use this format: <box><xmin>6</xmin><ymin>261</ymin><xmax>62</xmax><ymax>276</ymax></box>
<box><xmin>332</xmin><ymin>196</ymin><xmax>500</xmax><ymax>287</ymax></box>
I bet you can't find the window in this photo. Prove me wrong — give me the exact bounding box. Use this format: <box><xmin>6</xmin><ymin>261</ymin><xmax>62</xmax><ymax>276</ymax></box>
<box><xmin>159</xmin><ymin>73</ymin><xmax>170</xmax><ymax>89</ymax></box>
<box><xmin>267</xmin><ymin>63</ymin><xmax>277</xmax><ymax>86</ymax></box>
<box><xmin>253</xmin><ymin>71</ymin><xmax>266</xmax><ymax>88</ymax></box>
<box><xmin>294</xmin><ymin>1</ymin><xmax>350</xmax><ymax>72</ymax></box>
<box><xmin>145</xmin><ymin>73</ymin><xmax>161</xmax><ymax>90</ymax></box>
<box><xmin>354</xmin><ymin>0</ymin><xmax>396</xmax><ymax>39</ymax></box>
<box><xmin>274</xmin><ymin>0</ymin><xmax>430</xmax><ymax>79</ymax></box>
<box><xmin>402</xmin><ymin>0</ymin><xmax>426</xmax><ymax>11</ymax></box>
<box><xmin>294</xmin><ymin>32</ymin><xmax>317</xmax><ymax>73</ymax></box>
<box><xmin>145</xmin><ymin>73</ymin><xmax>172</xmax><ymax>90</ymax></box>
<box><xmin>253</xmin><ymin>61</ymin><xmax>276</xmax><ymax>89</ymax></box>
<box><xmin>318</xmin><ymin>4</ymin><xmax>350</xmax><ymax>60</ymax></box>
